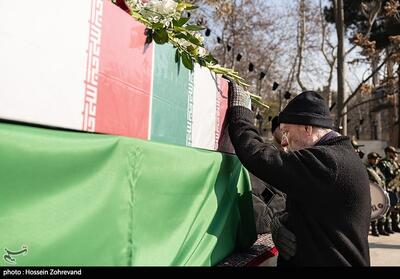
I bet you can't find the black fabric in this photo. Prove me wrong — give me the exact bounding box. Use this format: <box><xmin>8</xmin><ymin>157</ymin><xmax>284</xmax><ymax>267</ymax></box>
<box><xmin>271</xmin><ymin>116</ymin><xmax>279</xmax><ymax>134</ymax></box>
<box><xmin>271</xmin><ymin>213</ymin><xmax>297</xmax><ymax>260</ymax></box>
<box><xmin>278</xmin><ymin>91</ymin><xmax>333</xmax><ymax>129</ymax></box>
<box><xmin>367</xmin><ymin>152</ymin><xmax>379</xmax><ymax>160</ymax></box>
<box><xmin>250</xmin><ymin>173</ymin><xmax>286</xmax><ymax>234</ymax></box>
<box><xmin>384</xmin><ymin>146</ymin><xmax>399</xmax><ymax>154</ymax></box>
<box><xmin>228</xmin><ymin>106</ymin><xmax>371</xmax><ymax>266</ymax></box>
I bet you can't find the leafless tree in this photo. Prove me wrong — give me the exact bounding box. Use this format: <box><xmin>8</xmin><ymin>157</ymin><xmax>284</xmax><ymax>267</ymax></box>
<box><xmin>191</xmin><ymin>0</ymin><xmax>292</xmax><ymax>115</ymax></box>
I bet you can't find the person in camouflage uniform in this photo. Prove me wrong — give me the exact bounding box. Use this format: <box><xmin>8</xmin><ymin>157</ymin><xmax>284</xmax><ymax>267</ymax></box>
<box><xmin>377</xmin><ymin>146</ymin><xmax>400</xmax><ymax>233</ymax></box>
<box><xmin>366</xmin><ymin>152</ymin><xmax>389</xmax><ymax>236</ymax></box>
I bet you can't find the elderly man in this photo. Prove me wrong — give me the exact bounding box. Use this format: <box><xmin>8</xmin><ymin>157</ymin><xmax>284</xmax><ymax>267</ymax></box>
<box><xmin>227</xmin><ymin>82</ymin><xmax>371</xmax><ymax>266</ymax></box>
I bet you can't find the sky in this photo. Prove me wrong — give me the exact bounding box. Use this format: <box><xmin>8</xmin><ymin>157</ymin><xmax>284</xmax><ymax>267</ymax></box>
<box><xmin>199</xmin><ymin>0</ymin><xmax>371</xmax><ymax>96</ymax></box>
<box><xmin>266</xmin><ymin>0</ymin><xmax>370</xmax><ymax>94</ymax></box>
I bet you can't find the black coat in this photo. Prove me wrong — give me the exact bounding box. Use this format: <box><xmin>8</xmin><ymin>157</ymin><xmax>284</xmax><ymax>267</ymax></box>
<box><xmin>251</xmin><ymin>173</ymin><xmax>286</xmax><ymax>234</ymax></box>
<box><xmin>228</xmin><ymin>106</ymin><xmax>371</xmax><ymax>266</ymax></box>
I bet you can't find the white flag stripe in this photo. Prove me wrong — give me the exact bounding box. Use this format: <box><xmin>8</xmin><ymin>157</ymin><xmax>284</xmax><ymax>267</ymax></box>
<box><xmin>191</xmin><ymin>65</ymin><xmax>218</xmax><ymax>150</ymax></box>
<box><xmin>0</xmin><ymin>0</ymin><xmax>93</xmax><ymax>129</ymax></box>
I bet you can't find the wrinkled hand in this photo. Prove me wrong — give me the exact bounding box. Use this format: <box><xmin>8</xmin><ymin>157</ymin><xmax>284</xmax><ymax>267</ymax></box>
<box><xmin>271</xmin><ymin>212</ymin><xmax>297</xmax><ymax>260</ymax></box>
<box><xmin>225</xmin><ymin>77</ymin><xmax>251</xmax><ymax>109</ymax></box>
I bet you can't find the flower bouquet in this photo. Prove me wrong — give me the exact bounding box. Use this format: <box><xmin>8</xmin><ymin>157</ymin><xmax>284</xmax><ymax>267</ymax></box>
<box><xmin>113</xmin><ymin>0</ymin><xmax>269</xmax><ymax>109</ymax></box>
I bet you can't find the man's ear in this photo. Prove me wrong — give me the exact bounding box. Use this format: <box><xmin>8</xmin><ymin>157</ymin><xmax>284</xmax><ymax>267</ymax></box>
<box><xmin>304</xmin><ymin>125</ymin><xmax>313</xmax><ymax>136</ymax></box>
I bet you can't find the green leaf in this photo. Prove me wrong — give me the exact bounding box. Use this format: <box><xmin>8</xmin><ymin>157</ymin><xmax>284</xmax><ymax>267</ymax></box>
<box><xmin>197</xmin><ymin>57</ymin><xmax>207</xmax><ymax>67</ymax></box>
<box><xmin>203</xmin><ymin>54</ymin><xmax>218</xmax><ymax>65</ymax></box>
<box><xmin>131</xmin><ymin>11</ymin><xmax>142</xmax><ymax>18</ymax></box>
<box><xmin>250</xmin><ymin>96</ymin><xmax>270</xmax><ymax>109</ymax></box>
<box><xmin>175</xmin><ymin>49</ymin><xmax>181</xmax><ymax>73</ymax></box>
<box><xmin>184</xmin><ymin>5</ymin><xmax>199</xmax><ymax>11</ymax></box>
<box><xmin>185</xmin><ymin>25</ymin><xmax>206</xmax><ymax>31</ymax></box>
<box><xmin>152</xmin><ymin>22</ymin><xmax>164</xmax><ymax>29</ymax></box>
<box><xmin>174</xmin><ymin>33</ymin><xmax>187</xmax><ymax>40</ymax></box>
<box><xmin>177</xmin><ymin>3</ymin><xmax>198</xmax><ymax>11</ymax></box>
<box><xmin>153</xmin><ymin>29</ymin><xmax>169</xmax><ymax>44</ymax></box>
<box><xmin>173</xmin><ymin>17</ymin><xmax>190</xmax><ymax>27</ymax></box>
<box><xmin>175</xmin><ymin>49</ymin><xmax>181</xmax><ymax>63</ymax></box>
<box><xmin>186</xmin><ymin>45</ymin><xmax>196</xmax><ymax>55</ymax></box>
<box><xmin>181</xmin><ymin>52</ymin><xmax>194</xmax><ymax>71</ymax></box>
<box><xmin>185</xmin><ymin>33</ymin><xmax>202</xmax><ymax>47</ymax></box>
<box><xmin>176</xmin><ymin>3</ymin><xmax>198</xmax><ymax>12</ymax></box>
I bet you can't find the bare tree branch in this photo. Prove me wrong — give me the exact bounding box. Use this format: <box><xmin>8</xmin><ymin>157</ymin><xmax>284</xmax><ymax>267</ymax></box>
<box><xmin>341</xmin><ymin>52</ymin><xmax>395</xmax><ymax>112</ymax></box>
<box><xmin>340</xmin><ymin>94</ymin><xmax>389</xmax><ymax>118</ymax></box>
<box><xmin>345</xmin><ymin>0</ymin><xmax>382</xmax><ymax>57</ymax></box>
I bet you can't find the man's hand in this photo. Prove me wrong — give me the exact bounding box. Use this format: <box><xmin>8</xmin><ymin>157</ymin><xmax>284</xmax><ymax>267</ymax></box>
<box><xmin>226</xmin><ymin>78</ymin><xmax>251</xmax><ymax>109</ymax></box>
<box><xmin>271</xmin><ymin>212</ymin><xmax>297</xmax><ymax>260</ymax></box>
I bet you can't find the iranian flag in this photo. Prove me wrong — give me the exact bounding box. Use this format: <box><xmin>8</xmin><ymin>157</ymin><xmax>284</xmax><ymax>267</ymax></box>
<box><xmin>0</xmin><ymin>0</ymin><xmax>232</xmax><ymax>152</ymax></box>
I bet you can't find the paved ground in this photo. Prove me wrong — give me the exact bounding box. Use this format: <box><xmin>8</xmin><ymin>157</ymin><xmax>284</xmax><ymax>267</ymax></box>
<box><xmin>368</xmin><ymin>232</ymin><xmax>400</xmax><ymax>266</ymax></box>
<box><xmin>259</xmin><ymin>232</ymin><xmax>400</xmax><ymax>266</ymax></box>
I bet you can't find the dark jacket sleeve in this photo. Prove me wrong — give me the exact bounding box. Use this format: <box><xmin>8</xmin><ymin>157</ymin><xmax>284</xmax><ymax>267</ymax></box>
<box><xmin>228</xmin><ymin>106</ymin><xmax>337</xmax><ymax>202</ymax></box>
<box><xmin>252</xmin><ymin>193</ymin><xmax>274</xmax><ymax>234</ymax></box>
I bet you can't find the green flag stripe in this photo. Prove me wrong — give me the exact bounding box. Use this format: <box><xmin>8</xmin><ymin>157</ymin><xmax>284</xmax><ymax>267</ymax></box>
<box><xmin>150</xmin><ymin>44</ymin><xmax>190</xmax><ymax>146</ymax></box>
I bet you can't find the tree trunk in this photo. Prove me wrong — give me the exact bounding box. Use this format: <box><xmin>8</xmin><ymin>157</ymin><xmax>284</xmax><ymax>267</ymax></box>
<box><xmin>371</xmin><ymin>54</ymin><xmax>382</xmax><ymax>140</ymax></box>
<box><xmin>385</xmin><ymin>47</ymin><xmax>395</xmax><ymax>144</ymax></box>
<box><xmin>296</xmin><ymin>0</ymin><xmax>307</xmax><ymax>91</ymax></box>
<box><xmin>334</xmin><ymin>0</ymin><xmax>346</xmax><ymax>135</ymax></box>
<box><xmin>396</xmin><ymin>62</ymin><xmax>400</xmax><ymax>146</ymax></box>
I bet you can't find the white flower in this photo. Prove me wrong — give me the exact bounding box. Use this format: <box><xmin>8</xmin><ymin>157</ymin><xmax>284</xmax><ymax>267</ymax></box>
<box><xmin>161</xmin><ymin>18</ymin><xmax>172</xmax><ymax>27</ymax></box>
<box><xmin>126</xmin><ymin>0</ymin><xmax>139</xmax><ymax>6</ymax></box>
<box><xmin>126</xmin><ymin>0</ymin><xmax>143</xmax><ymax>10</ymax></box>
<box><xmin>176</xmin><ymin>38</ymin><xmax>193</xmax><ymax>48</ymax></box>
<box><xmin>146</xmin><ymin>0</ymin><xmax>177</xmax><ymax>15</ymax></box>
<box><xmin>161</xmin><ymin>0</ymin><xmax>178</xmax><ymax>14</ymax></box>
<box><xmin>194</xmin><ymin>33</ymin><xmax>205</xmax><ymax>43</ymax></box>
<box><xmin>150</xmin><ymin>16</ymin><xmax>160</xmax><ymax>23</ymax></box>
<box><xmin>198</xmin><ymin>47</ymin><xmax>207</xmax><ymax>57</ymax></box>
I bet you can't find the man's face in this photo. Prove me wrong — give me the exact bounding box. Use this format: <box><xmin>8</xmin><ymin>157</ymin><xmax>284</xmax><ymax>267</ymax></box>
<box><xmin>368</xmin><ymin>158</ymin><xmax>378</xmax><ymax>166</ymax></box>
<box><xmin>388</xmin><ymin>151</ymin><xmax>398</xmax><ymax>160</ymax></box>
<box><xmin>280</xmin><ymin>123</ymin><xmax>312</xmax><ymax>151</ymax></box>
